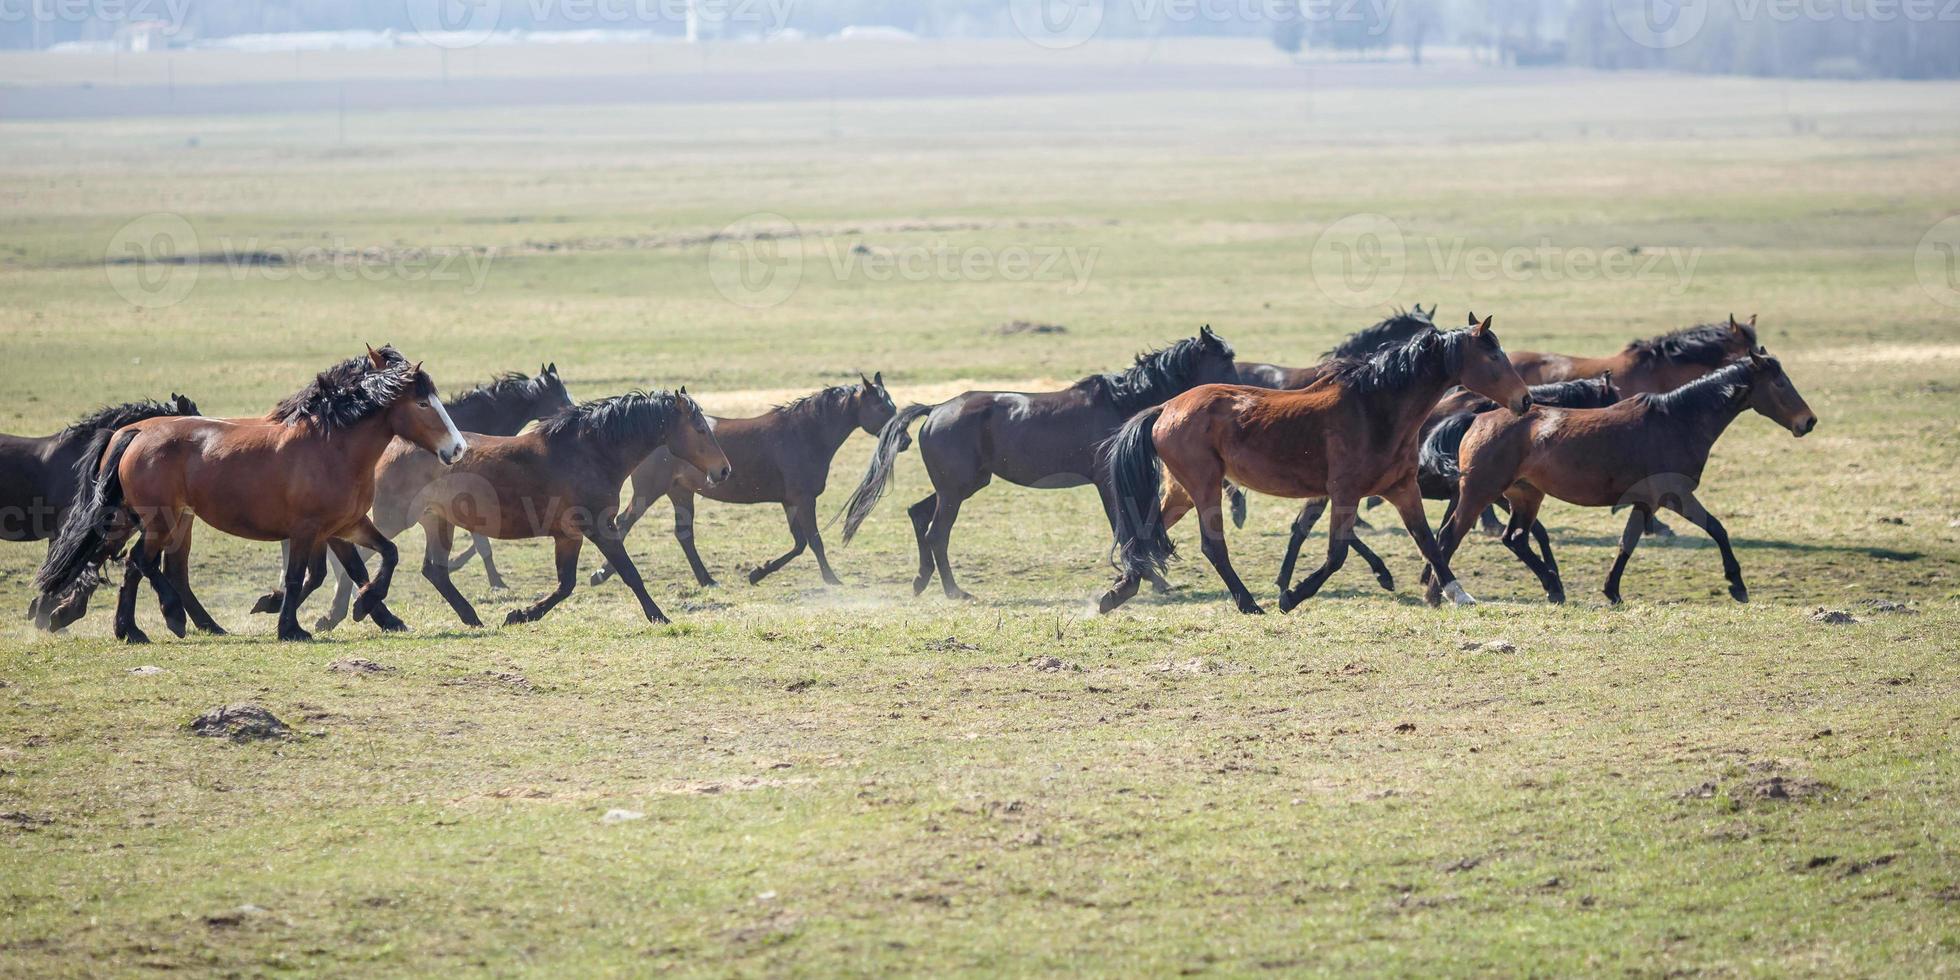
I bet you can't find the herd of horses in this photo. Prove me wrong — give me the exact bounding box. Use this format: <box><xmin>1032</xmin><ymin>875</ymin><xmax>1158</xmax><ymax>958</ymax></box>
<box><xmin>4</xmin><ymin>307</ymin><xmax>1815</xmax><ymax>644</ymax></box>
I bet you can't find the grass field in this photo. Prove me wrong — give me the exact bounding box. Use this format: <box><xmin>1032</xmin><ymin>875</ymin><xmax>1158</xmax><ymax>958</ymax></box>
<box><xmin>2</xmin><ymin>42</ymin><xmax>1958</xmax><ymax>975</ymax></box>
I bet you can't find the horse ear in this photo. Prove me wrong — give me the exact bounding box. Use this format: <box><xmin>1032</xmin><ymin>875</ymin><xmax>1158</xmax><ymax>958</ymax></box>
<box><xmin>549</xmin><ymin>362</ymin><xmax>557</xmax><ymax>374</ymax></box>
<box><xmin>366</xmin><ymin>344</ymin><xmax>387</xmax><ymax>369</ymax></box>
<box><xmin>874</xmin><ymin>371</ymin><xmax>883</xmax><ymax>386</ymax></box>
<box><xmin>679</xmin><ymin>385</ymin><xmax>688</xmax><ymax>396</ymax></box>
<box><xmin>1466</xmin><ymin>311</ymin><xmax>1478</xmax><ymax>327</ymax></box>
<box><xmin>412</xmin><ymin>360</ymin><xmax>424</xmax><ymax>377</ymax></box>
<box><xmin>860</xmin><ymin>372</ymin><xmax>871</xmax><ymax>387</ymax></box>
<box><xmin>1473</xmin><ymin>315</ymin><xmax>1492</xmax><ymax>336</ymax></box>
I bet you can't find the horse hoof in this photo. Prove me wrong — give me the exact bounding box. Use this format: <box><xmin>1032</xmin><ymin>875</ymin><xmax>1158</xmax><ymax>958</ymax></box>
<box><xmin>1377</xmin><ymin>573</ymin><xmax>1396</xmax><ymax>592</ymax></box>
<box><xmin>164</xmin><ymin>618</ymin><xmax>187</xmax><ymax>639</ymax></box>
<box><xmin>946</xmin><ymin>590</ymin><xmax>976</xmax><ymax>602</ymax></box>
<box><xmin>202</xmin><ymin>624</ymin><xmax>229</xmax><ymax>636</ymax></box>
<box><xmin>314</xmin><ymin>616</ymin><xmax>335</xmax><ymax>632</ymax></box>
<box><xmin>1547</xmin><ymin>593</ymin><xmax>1566</xmax><ymax>605</ymax></box>
<box><xmin>1441</xmin><ymin>581</ymin><xmax>1478</xmax><ymax>606</ymax></box>
<box><xmin>912</xmin><ymin>577</ymin><xmax>931</xmax><ymax>596</ymax></box>
<box><xmin>1603</xmin><ymin>591</ymin><xmax>1623</xmax><ymax>606</ymax></box>
<box><xmin>700</xmin><ymin>578</ymin><xmax>721</xmax><ymax>589</ymax></box>
<box><xmin>588</xmin><ymin>570</ymin><xmax>609</xmax><ymax>586</ymax></box>
<box><xmin>649</xmin><ymin>613</ymin><xmax>672</xmax><ymax>625</ymax></box>
<box><xmin>486</xmin><ymin>578</ymin><xmax>509</xmax><ymax>591</ymax></box>
<box><xmin>278</xmin><ymin>626</ymin><xmax>313</xmax><ymax>643</ymax></box>
<box><xmin>822</xmin><ymin>576</ymin><xmax>844</xmax><ymax>588</ymax></box>
<box><xmin>249</xmin><ymin>593</ymin><xmax>282</xmax><ymax>615</ymax></box>
<box><xmin>748</xmin><ymin>568</ymin><xmax>768</xmax><ymax>586</ymax></box>
<box><xmin>1237</xmin><ymin>600</ymin><xmax>1266</xmax><ymax>616</ymax></box>
<box><xmin>124</xmin><ymin>627</ymin><xmax>151</xmax><ymax>645</ymax></box>
<box><xmin>503</xmin><ymin>610</ymin><xmax>529</xmax><ymax>627</ymax></box>
<box><xmin>1730</xmin><ymin>585</ymin><xmax>1749</xmax><ymax>603</ymax></box>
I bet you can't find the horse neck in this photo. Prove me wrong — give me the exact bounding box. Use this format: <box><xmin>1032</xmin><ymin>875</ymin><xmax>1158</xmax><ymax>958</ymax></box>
<box><xmin>1652</xmin><ymin>380</ymin><xmax>1748</xmax><ymax>453</ymax></box>
<box><xmin>598</xmin><ymin>415</ymin><xmax>676</xmax><ymax>482</ymax></box>
<box><xmin>1369</xmin><ymin>359</ymin><xmax>1461</xmax><ymax>440</ymax></box>
<box><xmin>783</xmin><ymin>396</ymin><xmax>859</xmax><ymax>452</ymax></box>
<box><xmin>446</xmin><ymin>393</ymin><xmax>521</xmax><ymax>436</ymax></box>
<box><xmin>319</xmin><ymin>412</ymin><xmax>406</xmax><ymax>474</ymax></box>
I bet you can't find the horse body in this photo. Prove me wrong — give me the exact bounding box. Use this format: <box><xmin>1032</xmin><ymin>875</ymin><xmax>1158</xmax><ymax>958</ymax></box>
<box><xmin>1098</xmin><ymin>317</ymin><xmax>1531</xmax><ymax>616</ymax></box>
<box><xmin>595</xmin><ymin>374</ymin><xmax>899</xmax><ymax>588</ymax></box>
<box><xmin>34</xmin><ymin>347</ymin><xmax>463</xmax><ymax>643</ymax></box>
<box><xmin>1431</xmin><ymin>345</ymin><xmax>1815</xmax><ymax>606</ymax></box>
<box><xmin>414</xmin><ymin>390</ymin><xmax>730</xmax><ymax>628</ymax></box>
<box><xmin>840</xmin><ymin>326</ymin><xmax>1240</xmax><ymax>601</ymax></box>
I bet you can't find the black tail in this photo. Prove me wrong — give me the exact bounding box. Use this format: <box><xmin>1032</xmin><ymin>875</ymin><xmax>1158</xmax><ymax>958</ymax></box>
<box><xmin>35</xmin><ymin>428</ymin><xmax>137</xmax><ymax>608</ymax></box>
<box><xmin>840</xmin><ymin>403</ymin><xmax>932</xmax><ymax>542</ymax></box>
<box><xmin>1103</xmin><ymin>406</ymin><xmax>1174</xmax><ymax>580</ymax></box>
<box><xmin>1418</xmin><ymin>411</ymin><xmax>1477</xmax><ymax>492</ymax></box>
<box><xmin>1225</xmin><ymin>482</ymin><xmax>1247</xmax><ymax>529</ymax></box>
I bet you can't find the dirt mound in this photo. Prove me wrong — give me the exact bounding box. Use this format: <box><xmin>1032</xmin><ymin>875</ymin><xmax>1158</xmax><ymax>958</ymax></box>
<box><xmin>188</xmin><ymin>704</ymin><xmax>292</xmax><ymax>742</ymax></box>
<box><xmin>329</xmin><ymin>658</ymin><xmax>394</xmax><ymax>674</ymax></box>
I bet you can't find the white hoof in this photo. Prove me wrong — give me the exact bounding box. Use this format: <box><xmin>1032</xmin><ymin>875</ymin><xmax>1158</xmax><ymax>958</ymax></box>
<box><xmin>1442</xmin><ymin>581</ymin><xmax>1478</xmax><ymax>606</ymax></box>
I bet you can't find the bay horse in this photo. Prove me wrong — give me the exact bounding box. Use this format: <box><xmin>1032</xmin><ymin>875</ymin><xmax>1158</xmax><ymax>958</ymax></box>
<box><xmin>840</xmin><ymin>326</ymin><xmax>1241</xmax><ymax>601</ymax></box>
<box><xmin>1426</xmin><ymin>346</ymin><xmax>1815</xmax><ymax>606</ymax></box>
<box><xmin>1273</xmin><ymin>375</ymin><xmax>1623</xmax><ymax>591</ymax></box>
<box><xmin>586</xmin><ymin>373</ymin><xmax>900</xmax><ymax>589</ymax></box>
<box><xmin>34</xmin><ymin>346</ymin><xmax>465</xmax><ymax>643</ymax></box>
<box><xmin>1097</xmin><ymin>316</ymin><xmax>1531</xmax><ymax>615</ymax></box>
<box><xmin>4</xmin><ymin>394</ymin><xmax>199</xmax><ymax>625</ymax></box>
<box><xmin>412</xmin><ymin>389</ymin><xmax>730</xmax><ymax>628</ymax></box>
<box><xmin>251</xmin><ymin>365</ymin><xmax>575</xmax><ymax>630</ymax></box>
<box><xmin>1508</xmin><ymin>314</ymin><xmax>1767</xmax><ymax>539</ymax></box>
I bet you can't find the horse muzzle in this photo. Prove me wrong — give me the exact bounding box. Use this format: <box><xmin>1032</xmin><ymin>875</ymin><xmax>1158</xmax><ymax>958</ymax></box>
<box><xmin>706</xmin><ymin>464</ymin><xmax>732</xmax><ymax>486</ymax></box>
<box><xmin>439</xmin><ymin>441</ymin><xmax>468</xmax><ymax>465</ymax></box>
<box><xmin>1792</xmin><ymin>415</ymin><xmax>1817</xmax><ymax>437</ymax></box>
<box><xmin>1514</xmin><ymin>392</ymin><xmax>1534</xmax><ymax>414</ymax></box>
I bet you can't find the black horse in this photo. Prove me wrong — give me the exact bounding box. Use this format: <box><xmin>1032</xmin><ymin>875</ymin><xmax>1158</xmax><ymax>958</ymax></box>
<box><xmin>841</xmin><ymin>326</ymin><xmax>1241</xmax><ymax>600</ymax></box>
<box><xmin>3</xmin><ymin>395</ymin><xmax>200</xmax><ymax>623</ymax></box>
<box><xmin>253</xmin><ymin>365</ymin><xmax>575</xmax><ymax>630</ymax></box>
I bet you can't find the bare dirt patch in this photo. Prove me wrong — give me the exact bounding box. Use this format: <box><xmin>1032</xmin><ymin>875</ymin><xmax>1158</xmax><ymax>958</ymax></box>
<box><xmin>187</xmin><ymin>704</ymin><xmax>293</xmax><ymax>742</ymax></box>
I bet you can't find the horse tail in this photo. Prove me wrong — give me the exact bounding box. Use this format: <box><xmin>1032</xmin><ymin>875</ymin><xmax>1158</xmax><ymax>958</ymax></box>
<box><xmin>1103</xmin><ymin>406</ymin><xmax>1174</xmax><ymax>579</ymax></box>
<box><xmin>1420</xmin><ymin>411</ymin><xmax>1477</xmax><ymax>490</ymax></box>
<box><xmin>36</xmin><ymin>428</ymin><xmax>138</xmax><ymax>605</ymax></box>
<box><xmin>840</xmin><ymin>403</ymin><xmax>933</xmax><ymax>543</ymax></box>
<box><xmin>1226</xmin><ymin>482</ymin><xmax>1247</xmax><ymax>529</ymax></box>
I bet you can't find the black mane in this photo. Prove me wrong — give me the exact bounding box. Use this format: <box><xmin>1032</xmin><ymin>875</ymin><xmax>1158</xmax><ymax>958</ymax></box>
<box><xmin>266</xmin><ymin>347</ymin><xmax>434</xmax><ymax>433</ymax></box>
<box><xmin>58</xmin><ymin>398</ymin><xmax>195</xmax><ymax>438</ymax></box>
<box><xmin>1625</xmin><ymin>321</ymin><xmax>1753</xmax><ymax>367</ymax></box>
<box><xmin>776</xmin><ymin>383</ymin><xmax>858</xmax><ymax>417</ymax></box>
<box><xmin>449</xmin><ymin>371</ymin><xmax>557</xmax><ymax>411</ymax></box>
<box><xmin>536</xmin><ymin>389</ymin><xmax>683</xmax><ymax>443</ymax></box>
<box><xmin>1449</xmin><ymin>376</ymin><xmax>1621</xmax><ymax>415</ymax></box>
<box><xmin>1088</xmin><ymin>330</ymin><xmax>1236</xmax><ymax>415</ymax></box>
<box><xmin>1322</xmin><ymin>328</ymin><xmax>1471</xmax><ymax>394</ymax></box>
<box><xmin>1322</xmin><ymin>307</ymin><xmax>1436</xmax><ymax>360</ymax></box>
<box><xmin>1653</xmin><ymin>359</ymin><xmax>1757</xmax><ymax>413</ymax></box>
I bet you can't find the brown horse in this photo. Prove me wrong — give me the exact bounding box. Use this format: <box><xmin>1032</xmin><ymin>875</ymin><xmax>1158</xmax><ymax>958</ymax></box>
<box><xmin>1510</xmin><ymin>315</ymin><xmax>1760</xmax><ymax>390</ymax></box>
<box><xmin>252</xmin><ymin>366</ymin><xmax>576</xmax><ymax>631</ymax></box>
<box><xmin>841</xmin><ymin>327</ymin><xmax>1240</xmax><ymax>601</ymax></box>
<box><xmin>1427</xmin><ymin>341</ymin><xmax>1815</xmax><ymax>606</ymax></box>
<box><xmin>412</xmin><ymin>389</ymin><xmax>730</xmax><ymax>628</ymax></box>
<box><xmin>34</xmin><ymin>347</ymin><xmax>465</xmax><ymax>642</ymax></box>
<box><xmin>1098</xmin><ymin>316</ymin><xmax>1531</xmax><ymax>615</ymax></box>
<box><xmin>585</xmin><ymin>374</ymin><xmax>900</xmax><ymax>589</ymax></box>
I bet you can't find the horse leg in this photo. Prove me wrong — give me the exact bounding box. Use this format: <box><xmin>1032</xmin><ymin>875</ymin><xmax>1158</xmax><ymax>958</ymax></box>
<box><xmin>505</xmin><ymin>533</ymin><xmax>583</xmax><ymax>626</ymax></box>
<box><xmin>419</xmin><ymin>519</ymin><xmax>483</xmax><ymax>628</ymax></box>
<box><xmin>1499</xmin><ymin>488</ymin><xmax>1563</xmax><ymax>604</ymax></box>
<box><xmin>128</xmin><ymin>520</ymin><xmax>185</xmax><ymax>639</ymax></box>
<box><xmin>1189</xmin><ymin>479</ymin><xmax>1262</xmax><ymax>615</ymax></box>
<box><xmin>1644</xmin><ymin>513</ymin><xmax>1678</xmax><ymax>538</ymax></box>
<box><xmin>927</xmin><ymin>491</ymin><xmax>979</xmax><ymax>601</ymax></box>
<box><xmin>1278</xmin><ymin>496</ymin><xmax>1355</xmax><ymax>613</ymax></box>
<box><xmin>1603</xmin><ymin>507</ymin><xmax>1649</xmax><ymax>605</ymax></box>
<box><xmin>251</xmin><ymin>538</ymin><xmax>292</xmax><ymax>615</ymax></box>
<box><xmin>907</xmin><ymin>494</ymin><xmax>938</xmax><ymax>595</ymax></box>
<box><xmin>584</xmin><ymin>529</ymin><xmax>668</xmax><ymax>624</ymax></box>
<box><xmin>159</xmin><ymin>516</ymin><xmax>224</xmax><ymax>635</ymax></box>
<box><xmin>338</xmin><ymin>517</ymin><xmax>401</xmax><ymax>625</ymax></box>
<box><xmin>1274</xmin><ymin>497</ymin><xmax>1327</xmax><ymax>592</ymax></box>
<box><xmin>1346</xmin><ymin>534</ymin><xmax>1396</xmax><ymax>592</ymax></box>
<box><xmin>327</xmin><ymin>539</ymin><xmax>407</xmax><ymax>632</ymax></box>
<box><xmin>1669</xmin><ymin>493</ymin><xmax>1748</xmax><ymax>603</ymax></box>
<box><xmin>659</xmin><ymin>488</ymin><xmax>716</xmax><ymax>587</ymax></box>
<box><xmin>799</xmin><ymin>501</ymin><xmax>845</xmax><ymax>587</ymax></box>
<box><xmin>276</xmin><ymin>535</ymin><xmax>321</xmax><ymax>642</ymax></box>
<box><xmin>113</xmin><ymin>553</ymin><xmax>150</xmax><ymax>645</ymax></box>
<box><xmin>1530</xmin><ymin>519</ymin><xmax>1561</xmax><ymax>585</ymax></box>
<box><xmin>1423</xmin><ymin>463</ymin><xmax>1509</xmax><ymax>605</ymax></box>
<box><xmin>471</xmin><ymin>534</ymin><xmax>509</xmax><ymax>590</ymax></box>
<box><xmin>313</xmin><ymin>547</ymin><xmax>365</xmax><ymax>633</ymax></box>
<box><xmin>749</xmin><ymin>500</ymin><xmax>810</xmax><ymax>585</ymax></box>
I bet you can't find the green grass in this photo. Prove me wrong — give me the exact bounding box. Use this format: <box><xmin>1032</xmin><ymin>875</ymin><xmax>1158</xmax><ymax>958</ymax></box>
<box><xmin>2</xmin><ymin>45</ymin><xmax>1959</xmax><ymax>975</ymax></box>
